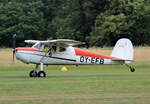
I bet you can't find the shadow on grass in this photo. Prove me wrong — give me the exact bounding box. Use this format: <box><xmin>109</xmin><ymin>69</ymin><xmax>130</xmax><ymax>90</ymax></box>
<box><xmin>0</xmin><ymin>73</ymin><xmax>149</xmax><ymax>79</ymax></box>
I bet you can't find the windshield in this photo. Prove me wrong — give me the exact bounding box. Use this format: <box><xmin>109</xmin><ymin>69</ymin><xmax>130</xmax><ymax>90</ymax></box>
<box><xmin>32</xmin><ymin>42</ymin><xmax>44</xmax><ymax>51</ymax></box>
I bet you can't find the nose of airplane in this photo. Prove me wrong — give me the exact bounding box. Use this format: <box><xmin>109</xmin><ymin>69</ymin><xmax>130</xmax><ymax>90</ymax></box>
<box><xmin>15</xmin><ymin>48</ymin><xmax>19</xmax><ymax>60</ymax></box>
<box><xmin>15</xmin><ymin>48</ymin><xmax>30</xmax><ymax>64</ymax></box>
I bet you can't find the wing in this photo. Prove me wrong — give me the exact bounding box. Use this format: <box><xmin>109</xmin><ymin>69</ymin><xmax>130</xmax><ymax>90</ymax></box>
<box><xmin>25</xmin><ymin>39</ymin><xmax>85</xmax><ymax>47</ymax></box>
<box><xmin>48</xmin><ymin>39</ymin><xmax>85</xmax><ymax>47</ymax></box>
<box><xmin>25</xmin><ymin>40</ymin><xmax>42</xmax><ymax>44</ymax></box>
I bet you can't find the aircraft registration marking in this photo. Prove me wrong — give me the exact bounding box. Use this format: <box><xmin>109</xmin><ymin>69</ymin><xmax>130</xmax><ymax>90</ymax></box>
<box><xmin>80</xmin><ymin>56</ymin><xmax>104</xmax><ymax>64</ymax></box>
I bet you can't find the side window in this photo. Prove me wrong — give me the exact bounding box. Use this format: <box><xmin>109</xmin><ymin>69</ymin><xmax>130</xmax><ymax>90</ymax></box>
<box><xmin>43</xmin><ymin>45</ymin><xmax>49</xmax><ymax>52</ymax></box>
<box><xmin>44</xmin><ymin>45</ymin><xmax>57</xmax><ymax>53</ymax></box>
<box><xmin>43</xmin><ymin>45</ymin><xmax>66</xmax><ymax>53</ymax></box>
<box><xmin>50</xmin><ymin>46</ymin><xmax>56</xmax><ymax>53</ymax></box>
<box><xmin>52</xmin><ymin>46</ymin><xmax>56</xmax><ymax>52</ymax></box>
<box><xmin>59</xmin><ymin>47</ymin><xmax>66</xmax><ymax>52</ymax></box>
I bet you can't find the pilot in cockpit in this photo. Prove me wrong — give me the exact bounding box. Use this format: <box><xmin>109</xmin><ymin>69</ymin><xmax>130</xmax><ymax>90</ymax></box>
<box><xmin>49</xmin><ymin>46</ymin><xmax>56</xmax><ymax>53</ymax></box>
<box><xmin>43</xmin><ymin>45</ymin><xmax>56</xmax><ymax>56</ymax></box>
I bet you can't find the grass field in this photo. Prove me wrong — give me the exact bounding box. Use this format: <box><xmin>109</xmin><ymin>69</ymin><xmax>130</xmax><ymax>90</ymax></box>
<box><xmin>0</xmin><ymin>47</ymin><xmax>150</xmax><ymax>104</ymax></box>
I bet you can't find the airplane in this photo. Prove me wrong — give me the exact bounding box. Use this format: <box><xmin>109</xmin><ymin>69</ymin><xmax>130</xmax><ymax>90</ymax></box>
<box><xmin>12</xmin><ymin>34</ymin><xmax>135</xmax><ymax>78</ymax></box>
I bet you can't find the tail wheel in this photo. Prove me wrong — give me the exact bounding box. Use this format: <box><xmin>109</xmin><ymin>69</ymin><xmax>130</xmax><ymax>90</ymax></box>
<box><xmin>29</xmin><ymin>70</ymin><xmax>38</xmax><ymax>77</ymax></box>
<box><xmin>38</xmin><ymin>71</ymin><xmax>46</xmax><ymax>77</ymax></box>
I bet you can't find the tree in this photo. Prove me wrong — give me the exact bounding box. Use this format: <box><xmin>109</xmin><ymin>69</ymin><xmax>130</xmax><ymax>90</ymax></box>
<box><xmin>89</xmin><ymin>13</ymin><xmax>127</xmax><ymax>46</ymax></box>
<box><xmin>0</xmin><ymin>2</ymin><xmax>45</xmax><ymax>47</ymax></box>
<box><xmin>48</xmin><ymin>0</ymin><xmax>110</xmax><ymax>42</ymax></box>
<box><xmin>88</xmin><ymin>0</ymin><xmax>150</xmax><ymax>46</ymax></box>
<box><xmin>0</xmin><ymin>0</ymin><xmax>150</xmax><ymax>47</ymax></box>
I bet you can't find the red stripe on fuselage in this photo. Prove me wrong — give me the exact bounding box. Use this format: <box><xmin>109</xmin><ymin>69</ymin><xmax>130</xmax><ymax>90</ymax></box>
<box><xmin>74</xmin><ymin>48</ymin><xmax>121</xmax><ymax>60</ymax></box>
<box><xmin>16</xmin><ymin>47</ymin><xmax>43</xmax><ymax>52</ymax></box>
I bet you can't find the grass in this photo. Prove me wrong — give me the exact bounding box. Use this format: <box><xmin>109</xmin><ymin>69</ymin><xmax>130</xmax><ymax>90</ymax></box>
<box><xmin>0</xmin><ymin>47</ymin><xmax>150</xmax><ymax>104</ymax></box>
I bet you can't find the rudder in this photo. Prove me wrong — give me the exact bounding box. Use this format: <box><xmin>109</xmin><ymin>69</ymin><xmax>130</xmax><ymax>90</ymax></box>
<box><xmin>111</xmin><ymin>38</ymin><xmax>134</xmax><ymax>61</ymax></box>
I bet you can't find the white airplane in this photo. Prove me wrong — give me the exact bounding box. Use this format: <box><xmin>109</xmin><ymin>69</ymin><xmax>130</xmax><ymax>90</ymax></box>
<box><xmin>12</xmin><ymin>35</ymin><xmax>135</xmax><ymax>78</ymax></box>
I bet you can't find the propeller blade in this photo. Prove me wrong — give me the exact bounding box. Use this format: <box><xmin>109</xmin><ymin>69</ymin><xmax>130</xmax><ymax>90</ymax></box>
<box><xmin>12</xmin><ymin>34</ymin><xmax>16</xmax><ymax>62</ymax></box>
<box><xmin>13</xmin><ymin>51</ymin><xmax>15</xmax><ymax>62</ymax></box>
<box><xmin>13</xmin><ymin>34</ymin><xmax>16</xmax><ymax>49</ymax></box>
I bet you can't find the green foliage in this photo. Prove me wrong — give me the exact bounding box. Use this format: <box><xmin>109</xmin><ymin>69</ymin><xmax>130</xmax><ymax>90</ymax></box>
<box><xmin>0</xmin><ymin>1</ymin><xmax>45</xmax><ymax>47</ymax></box>
<box><xmin>89</xmin><ymin>13</ymin><xmax>127</xmax><ymax>46</ymax></box>
<box><xmin>89</xmin><ymin>0</ymin><xmax>150</xmax><ymax>46</ymax></box>
<box><xmin>0</xmin><ymin>0</ymin><xmax>150</xmax><ymax>47</ymax></box>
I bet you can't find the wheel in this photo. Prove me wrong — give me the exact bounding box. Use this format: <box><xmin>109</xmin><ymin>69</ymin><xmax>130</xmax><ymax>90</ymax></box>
<box><xmin>38</xmin><ymin>71</ymin><xmax>46</xmax><ymax>77</ymax></box>
<box><xmin>29</xmin><ymin>70</ymin><xmax>38</xmax><ymax>77</ymax></box>
<box><xmin>130</xmin><ymin>67</ymin><xmax>135</xmax><ymax>72</ymax></box>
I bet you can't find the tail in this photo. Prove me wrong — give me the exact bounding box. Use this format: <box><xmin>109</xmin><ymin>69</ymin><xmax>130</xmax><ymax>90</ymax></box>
<box><xmin>111</xmin><ymin>38</ymin><xmax>134</xmax><ymax>61</ymax></box>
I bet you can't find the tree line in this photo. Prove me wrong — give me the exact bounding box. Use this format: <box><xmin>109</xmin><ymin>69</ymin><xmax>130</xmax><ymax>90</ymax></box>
<box><xmin>0</xmin><ymin>0</ymin><xmax>150</xmax><ymax>47</ymax></box>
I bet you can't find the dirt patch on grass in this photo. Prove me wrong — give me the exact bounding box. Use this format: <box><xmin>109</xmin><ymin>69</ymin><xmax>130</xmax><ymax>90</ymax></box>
<box><xmin>0</xmin><ymin>48</ymin><xmax>20</xmax><ymax>64</ymax></box>
<box><xmin>0</xmin><ymin>93</ymin><xmax>149</xmax><ymax>101</ymax></box>
<box><xmin>0</xmin><ymin>49</ymin><xmax>12</xmax><ymax>63</ymax></box>
<box><xmin>134</xmin><ymin>47</ymin><xmax>150</xmax><ymax>61</ymax></box>
<box><xmin>0</xmin><ymin>73</ymin><xmax>149</xmax><ymax>79</ymax></box>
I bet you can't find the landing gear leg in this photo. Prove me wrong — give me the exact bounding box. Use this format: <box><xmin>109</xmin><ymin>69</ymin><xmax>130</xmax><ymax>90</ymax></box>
<box><xmin>29</xmin><ymin>64</ymin><xmax>38</xmax><ymax>77</ymax></box>
<box><xmin>125</xmin><ymin>64</ymin><xmax>135</xmax><ymax>72</ymax></box>
<box><xmin>37</xmin><ymin>63</ymin><xmax>46</xmax><ymax>77</ymax></box>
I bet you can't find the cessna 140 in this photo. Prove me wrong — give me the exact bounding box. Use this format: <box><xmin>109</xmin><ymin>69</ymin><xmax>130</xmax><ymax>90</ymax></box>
<box><xmin>12</xmin><ymin>35</ymin><xmax>135</xmax><ymax>78</ymax></box>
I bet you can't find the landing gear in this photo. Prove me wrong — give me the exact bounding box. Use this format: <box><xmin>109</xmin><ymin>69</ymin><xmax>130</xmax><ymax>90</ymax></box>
<box><xmin>29</xmin><ymin>63</ymin><xmax>46</xmax><ymax>78</ymax></box>
<box><xmin>29</xmin><ymin>64</ymin><xmax>38</xmax><ymax>77</ymax></box>
<box><xmin>125</xmin><ymin>64</ymin><xmax>135</xmax><ymax>72</ymax></box>
<box><xmin>38</xmin><ymin>71</ymin><xmax>46</xmax><ymax>77</ymax></box>
<box><xmin>130</xmin><ymin>66</ymin><xmax>135</xmax><ymax>72</ymax></box>
<box><xmin>29</xmin><ymin>70</ymin><xmax>38</xmax><ymax>77</ymax></box>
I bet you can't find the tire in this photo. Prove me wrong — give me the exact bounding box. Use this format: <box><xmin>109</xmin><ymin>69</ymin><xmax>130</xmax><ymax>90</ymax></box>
<box><xmin>38</xmin><ymin>71</ymin><xmax>46</xmax><ymax>77</ymax></box>
<box><xmin>130</xmin><ymin>67</ymin><xmax>135</xmax><ymax>72</ymax></box>
<box><xmin>29</xmin><ymin>70</ymin><xmax>38</xmax><ymax>77</ymax></box>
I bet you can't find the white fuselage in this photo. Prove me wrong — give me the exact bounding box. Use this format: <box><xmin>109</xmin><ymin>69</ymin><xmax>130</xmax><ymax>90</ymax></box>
<box><xmin>16</xmin><ymin>46</ymin><xmax>125</xmax><ymax>65</ymax></box>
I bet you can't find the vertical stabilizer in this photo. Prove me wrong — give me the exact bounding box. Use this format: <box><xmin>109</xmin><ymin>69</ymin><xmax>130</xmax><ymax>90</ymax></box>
<box><xmin>111</xmin><ymin>38</ymin><xmax>134</xmax><ymax>61</ymax></box>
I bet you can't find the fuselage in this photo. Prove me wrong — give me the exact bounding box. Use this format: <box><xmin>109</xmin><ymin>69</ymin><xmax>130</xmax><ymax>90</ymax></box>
<box><xmin>12</xmin><ymin>38</ymin><xmax>135</xmax><ymax>77</ymax></box>
<box><xmin>15</xmin><ymin>46</ymin><xmax>124</xmax><ymax>65</ymax></box>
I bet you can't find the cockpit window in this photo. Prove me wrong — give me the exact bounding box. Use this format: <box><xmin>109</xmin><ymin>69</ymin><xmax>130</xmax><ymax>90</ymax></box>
<box><xmin>44</xmin><ymin>45</ymin><xmax>57</xmax><ymax>53</ymax></box>
<box><xmin>59</xmin><ymin>47</ymin><xmax>66</xmax><ymax>52</ymax></box>
<box><xmin>32</xmin><ymin>42</ymin><xmax>44</xmax><ymax>51</ymax></box>
<box><xmin>43</xmin><ymin>45</ymin><xmax>49</xmax><ymax>52</ymax></box>
<box><xmin>34</xmin><ymin>44</ymin><xmax>41</xmax><ymax>50</ymax></box>
<box><xmin>33</xmin><ymin>43</ymin><xmax>66</xmax><ymax>53</ymax></box>
<box><xmin>52</xmin><ymin>46</ymin><xmax>56</xmax><ymax>52</ymax></box>
<box><xmin>49</xmin><ymin>46</ymin><xmax>56</xmax><ymax>53</ymax></box>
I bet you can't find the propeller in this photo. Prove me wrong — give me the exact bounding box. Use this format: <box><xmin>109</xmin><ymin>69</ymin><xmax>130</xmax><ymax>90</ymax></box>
<box><xmin>12</xmin><ymin>34</ymin><xmax>16</xmax><ymax>62</ymax></box>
